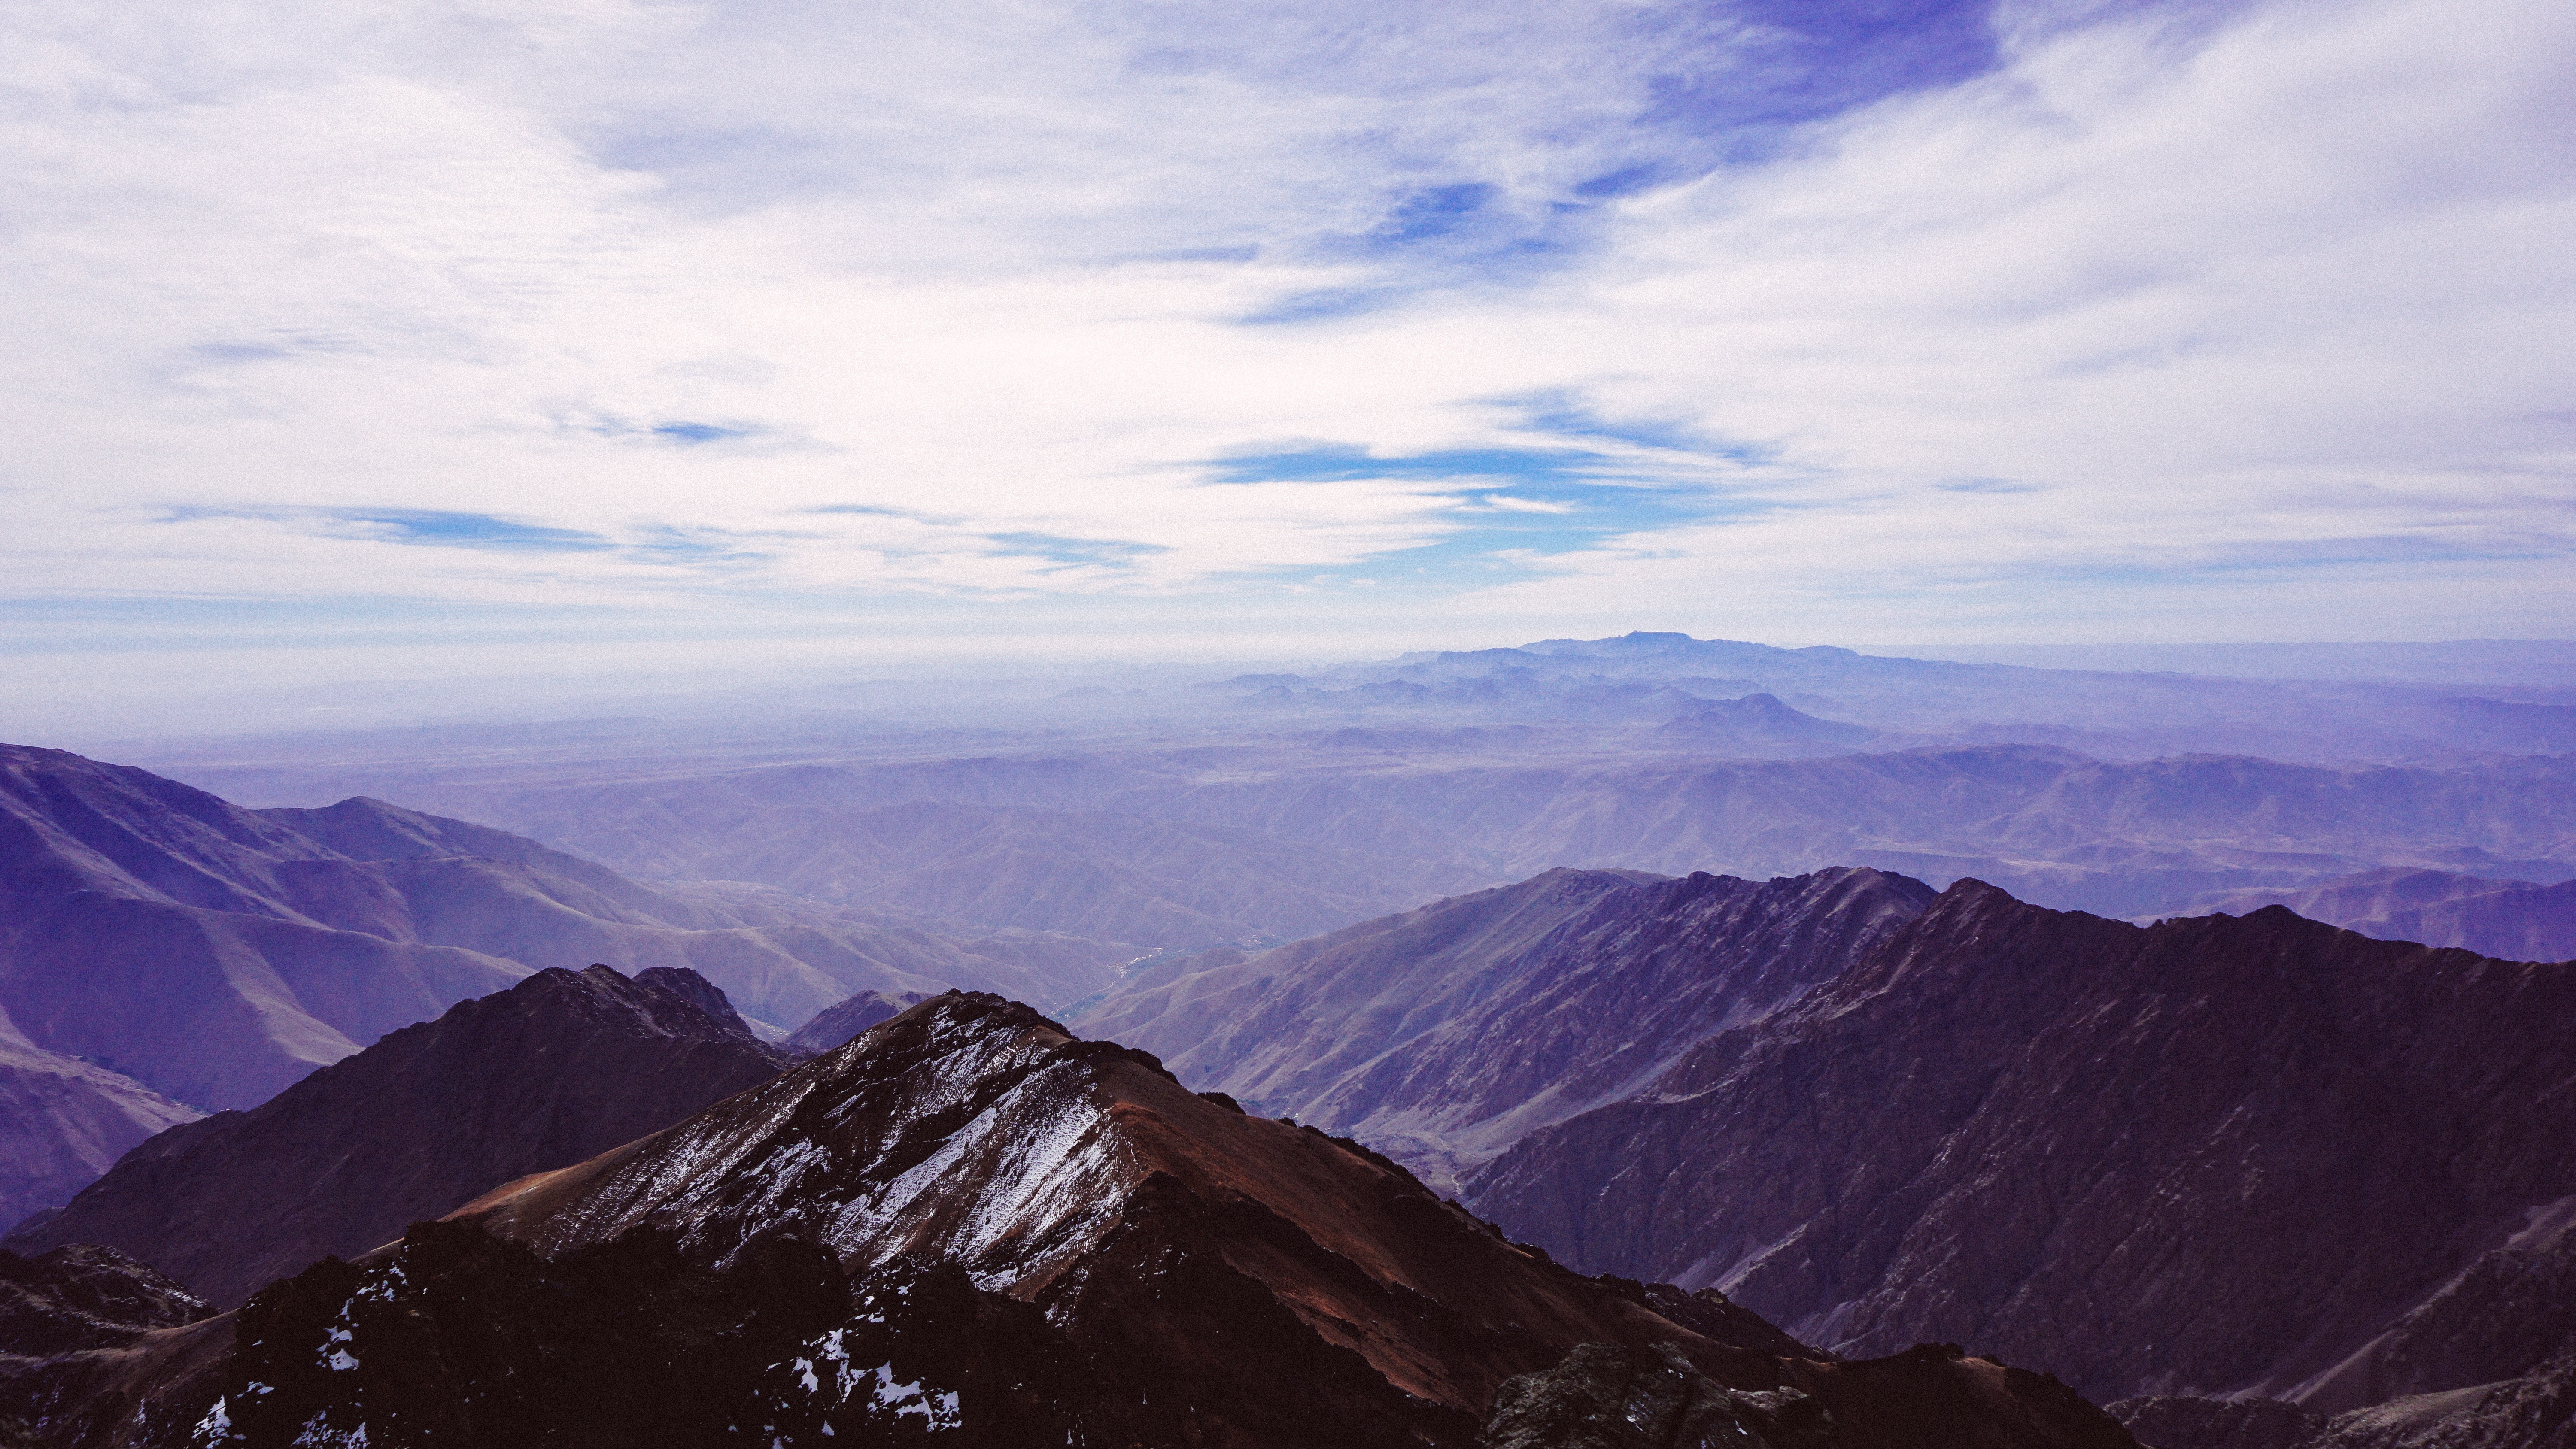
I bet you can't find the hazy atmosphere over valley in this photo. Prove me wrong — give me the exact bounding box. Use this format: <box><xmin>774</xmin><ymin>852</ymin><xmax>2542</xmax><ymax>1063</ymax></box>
<box><xmin>2</xmin><ymin>0</ymin><xmax>2572</xmax><ymax>1446</ymax></box>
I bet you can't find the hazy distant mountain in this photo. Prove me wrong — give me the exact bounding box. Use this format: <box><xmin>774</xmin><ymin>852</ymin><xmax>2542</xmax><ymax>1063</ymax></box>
<box><xmin>243</xmin><ymin>740</ymin><xmax>2576</xmax><ymax>952</ymax></box>
<box><xmin>440</xmin><ymin>786</ymin><xmax>1497</xmax><ymax>952</ymax></box>
<box><xmin>0</xmin><ymin>745</ymin><xmax>531</xmax><ymax>1110</ymax></box>
<box><xmin>0</xmin><ymin>1022</ymin><xmax>200</xmax><ymax>1233</ymax></box>
<box><xmin>5</xmin><ymin>965</ymin><xmax>788</xmax><ymax>1308</ymax></box>
<box><xmin>1434</xmin><ymin>634</ymin><xmax>2576</xmax><ymax>758</ymax></box>
<box><xmin>2187</xmin><ymin>867</ymin><xmax>2576</xmax><ymax>962</ymax></box>
<box><xmin>1469</xmin><ymin>881</ymin><xmax>2576</xmax><ymax>1414</ymax></box>
<box><xmin>1076</xmin><ymin>865</ymin><xmax>1932</xmax><ymax>1188</ymax></box>
<box><xmin>0</xmin><ymin>744</ymin><xmax>1120</xmax><ymax>1122</ymax></box>
<box><xmin>781</xmin><ymin>987</ymin><xmax>929</xmax><ymax>1055</ymax></box>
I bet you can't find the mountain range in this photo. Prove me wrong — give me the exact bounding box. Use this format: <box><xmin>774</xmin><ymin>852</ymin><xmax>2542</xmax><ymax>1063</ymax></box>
<box><xmin>2185</xmin><ymin>866</ymin><xmax>2576</xmax><ymax>963</ymax></box>
<box><xmin>1464</xmin><ymin>881</ymin><xmax>2576</xmax><ymax>1424</ymax></box>
<box><xmin>6</xmin><ymin>627</ymin><xmax>2574</xmax><ymax>1445</ymax></box>
<box><xmin>6</xmin><ymin>865</ymin><xmax>2565</xmax><ymax>1444</ymax></box>
<box><xmin>4</xmin><ymin>964</ymin><xmax>787</xmax><ymax>1308</ymax></box>
<box><xmin>173</xmin><ymin>737</ymin><xmax>2576</xmax><ymax>953</ymax></box>
<box><xmin>63</xmin><ymin>991</ymin><xmax>2134</xmax><ymax>1449</ymax></box>
<box><xmin>1076</xmin><ymin>865</ymin><xmax>1934</xmax><ymax>1189</ymax></box>
<box><xmin>0</xmin><ymin>743</ymin><xmax>1133</xmax><ymax>1229</ymax></box>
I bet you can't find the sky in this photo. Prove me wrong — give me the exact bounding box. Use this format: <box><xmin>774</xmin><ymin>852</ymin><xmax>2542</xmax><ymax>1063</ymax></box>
<box><xmin>4</xmin><ymin>0</ymin><xmax>2573</xmax><ymax>730</ymax></box>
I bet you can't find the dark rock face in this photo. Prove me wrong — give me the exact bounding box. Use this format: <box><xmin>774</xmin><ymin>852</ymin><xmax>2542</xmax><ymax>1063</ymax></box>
<box><xmin>1485</xmin><ymin>1340</ymin><xmax>2136</xmax><ymax>1449</ymax></box>
<box><xmin>2290</xmin><ymin>1192</ymin><xmax>2576</xmax><ymax>1413</ymax></box>
<box><xmin>0</xmin><ymin>1243</ymin><xmax>212</xmax><ymax>1449</ymax></box>
<box><xmin>0</xmin><ymin>1245</ymin><xmax>208</xmax><ymax>1358</ymax></box>
<box><xmin>4</xmin><ymin>966</ymin><xmax>790</xmax><ymax>1308</ymax></box>
<box><xmin>193</xmin><ymin>1222</ymin><xmax>855</xmax><ymax>1449</ymax></box>
<box><xmin>2303</xmin><ymin>1337</ymin><xmax>2576</xmax><ymax>1449</ymax></box>
<box><xmin>2108</xmin><ymin>1396</ymin><xmax>2324</xmax><ymax>1449</ymax></box>
<box><xmin>2191</xmin><ymin>867</ymin><xmax>2576</xmax><ymax>964</ymax></box>
<box><xmin>1468</xmin><ymin>882</ymin><xmax>2576</xmax><ymax>1410</ymax></box>
<box><xmin>782</xmin><ymin>988</ymin><xmax>930</xmax><ymax>1055</ymax></box>
<box><xmin>1078</xmin><ymin>866</ymin><xmax>1932</xmax><ymax>1187</ymax></box>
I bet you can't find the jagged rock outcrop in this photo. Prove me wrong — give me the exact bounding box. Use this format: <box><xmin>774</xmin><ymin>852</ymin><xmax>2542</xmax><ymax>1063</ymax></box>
<box><xmin>2300</xmin><ymin>1337</ymin><xmax>2576</xmax><ymax>1448</ymax></box>
<box><xmin>1077</xmin><ymin>867</ymin><xmax>1933</xmax><ymax>1186</ymax></box>
<box><xmin>4</xmin><ymin>966</ymin><xmax>789</xmax><ymax>1308</ymax></box>
<box><xmin>1468</xmin><ymin>882</ymin><xmax>2576</xmax><ymax>1411</ymax></box>
<box><xmin>782</xmin><ymin>988</ymin><xmax>929</xmax><ymax>1055</ymax></box>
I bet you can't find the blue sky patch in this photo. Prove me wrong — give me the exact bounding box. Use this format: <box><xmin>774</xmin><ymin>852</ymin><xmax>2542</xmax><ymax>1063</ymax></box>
<box><xmin>983</xmin><ymin>532</ymin><xmax>1172</xmax><ymax>569</ymax></box>
<box><xmin>322</xmin><ymin>509</ymin><xmax>617</xmax><ymax>552</ymax></box>
<box><xmin>650</xmin><ymin>421</ymin><xmax>753</xmax><ymax>443</ymax></box>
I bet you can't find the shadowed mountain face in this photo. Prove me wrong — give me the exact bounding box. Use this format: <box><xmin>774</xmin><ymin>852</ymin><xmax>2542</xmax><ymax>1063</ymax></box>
<box><xmin>2187</xmin><ymin>867</ymin><xmax>2576</xmax><ymax>963</ymax></box>
<box><xmin>0</xmin><ymin>744</ymin><xmax>1120</xmax><ymax>1128</ymax></box>
<box><xmin>1467</xmin><ymin>882</ymin><xmax>2576</xmax><ymax>1412</ymax></box>
<box><xmin>62</xmin><ymin>991</ymin><xmax>2133</xmax><ymax>1449</ymax></box>
<box><xmin>1076</xmin><ymin>866</ymin><xmax>1934</xmax><ymax>1188</ymax></box>
<box><xmin>2113</xmin><ymin>1193</ymin><xmax>2576</xmax><ymax>1448</ymax></box>
<box><xmin>3</xmin><ymin>965</ymin><xmax>790</xmax><ymax>1309</ymax></box>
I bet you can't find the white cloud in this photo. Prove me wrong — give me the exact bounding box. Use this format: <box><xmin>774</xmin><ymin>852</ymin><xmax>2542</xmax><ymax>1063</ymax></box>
<box><xmin>0</xmin><ymin>0</ymin><xmax>2568</xmax><ymax>669</ymax></box>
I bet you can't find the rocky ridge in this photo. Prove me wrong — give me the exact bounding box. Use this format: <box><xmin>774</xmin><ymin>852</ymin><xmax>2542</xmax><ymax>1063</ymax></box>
<box><xmin>1076</xmin><ymin>866</ymin><xmax>1933</xmax><ymax>1187</ymax></box>
<box><xmin>9</xmin><ymin>990</ymin><xmax>2146</xmax><ymax>1447</ymax></box>
<box><xmin>1466</xmin><ymin>882</ymin><xmax>2576</xmax><ymax>1413</ymax></box>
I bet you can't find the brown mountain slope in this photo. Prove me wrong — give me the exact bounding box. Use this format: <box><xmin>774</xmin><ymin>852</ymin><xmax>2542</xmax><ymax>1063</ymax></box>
<box><xmin>3</xmin><ymin>965</ymin><xmax>788</xmax><ymax>1308</ymax></box>
<box><xmin>1075</xmin><ymin>866</ymin><xmax>1933</xmax><ymax>1188</ymax></box>
<box><xmin>1468</xmin><ymin>882</ymin><xmax>2576</xmax><ymax>1412</ymax></box>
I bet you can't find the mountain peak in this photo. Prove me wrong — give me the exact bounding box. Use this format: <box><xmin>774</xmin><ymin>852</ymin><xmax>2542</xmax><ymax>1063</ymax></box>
<box><xmin>456</xmin><ymin>988</ymin><xmax>1741</xmax><ymax>1419</ymax></box>
<box><xmin>431</xmin><ymin>987</ymin><xmax>2142</xmax><ymax>1446</ymax></box>
<box><xmin>6</xmin><ymin>964</ymin><xmax>792</xmax><ymax>1308</ymax></box>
